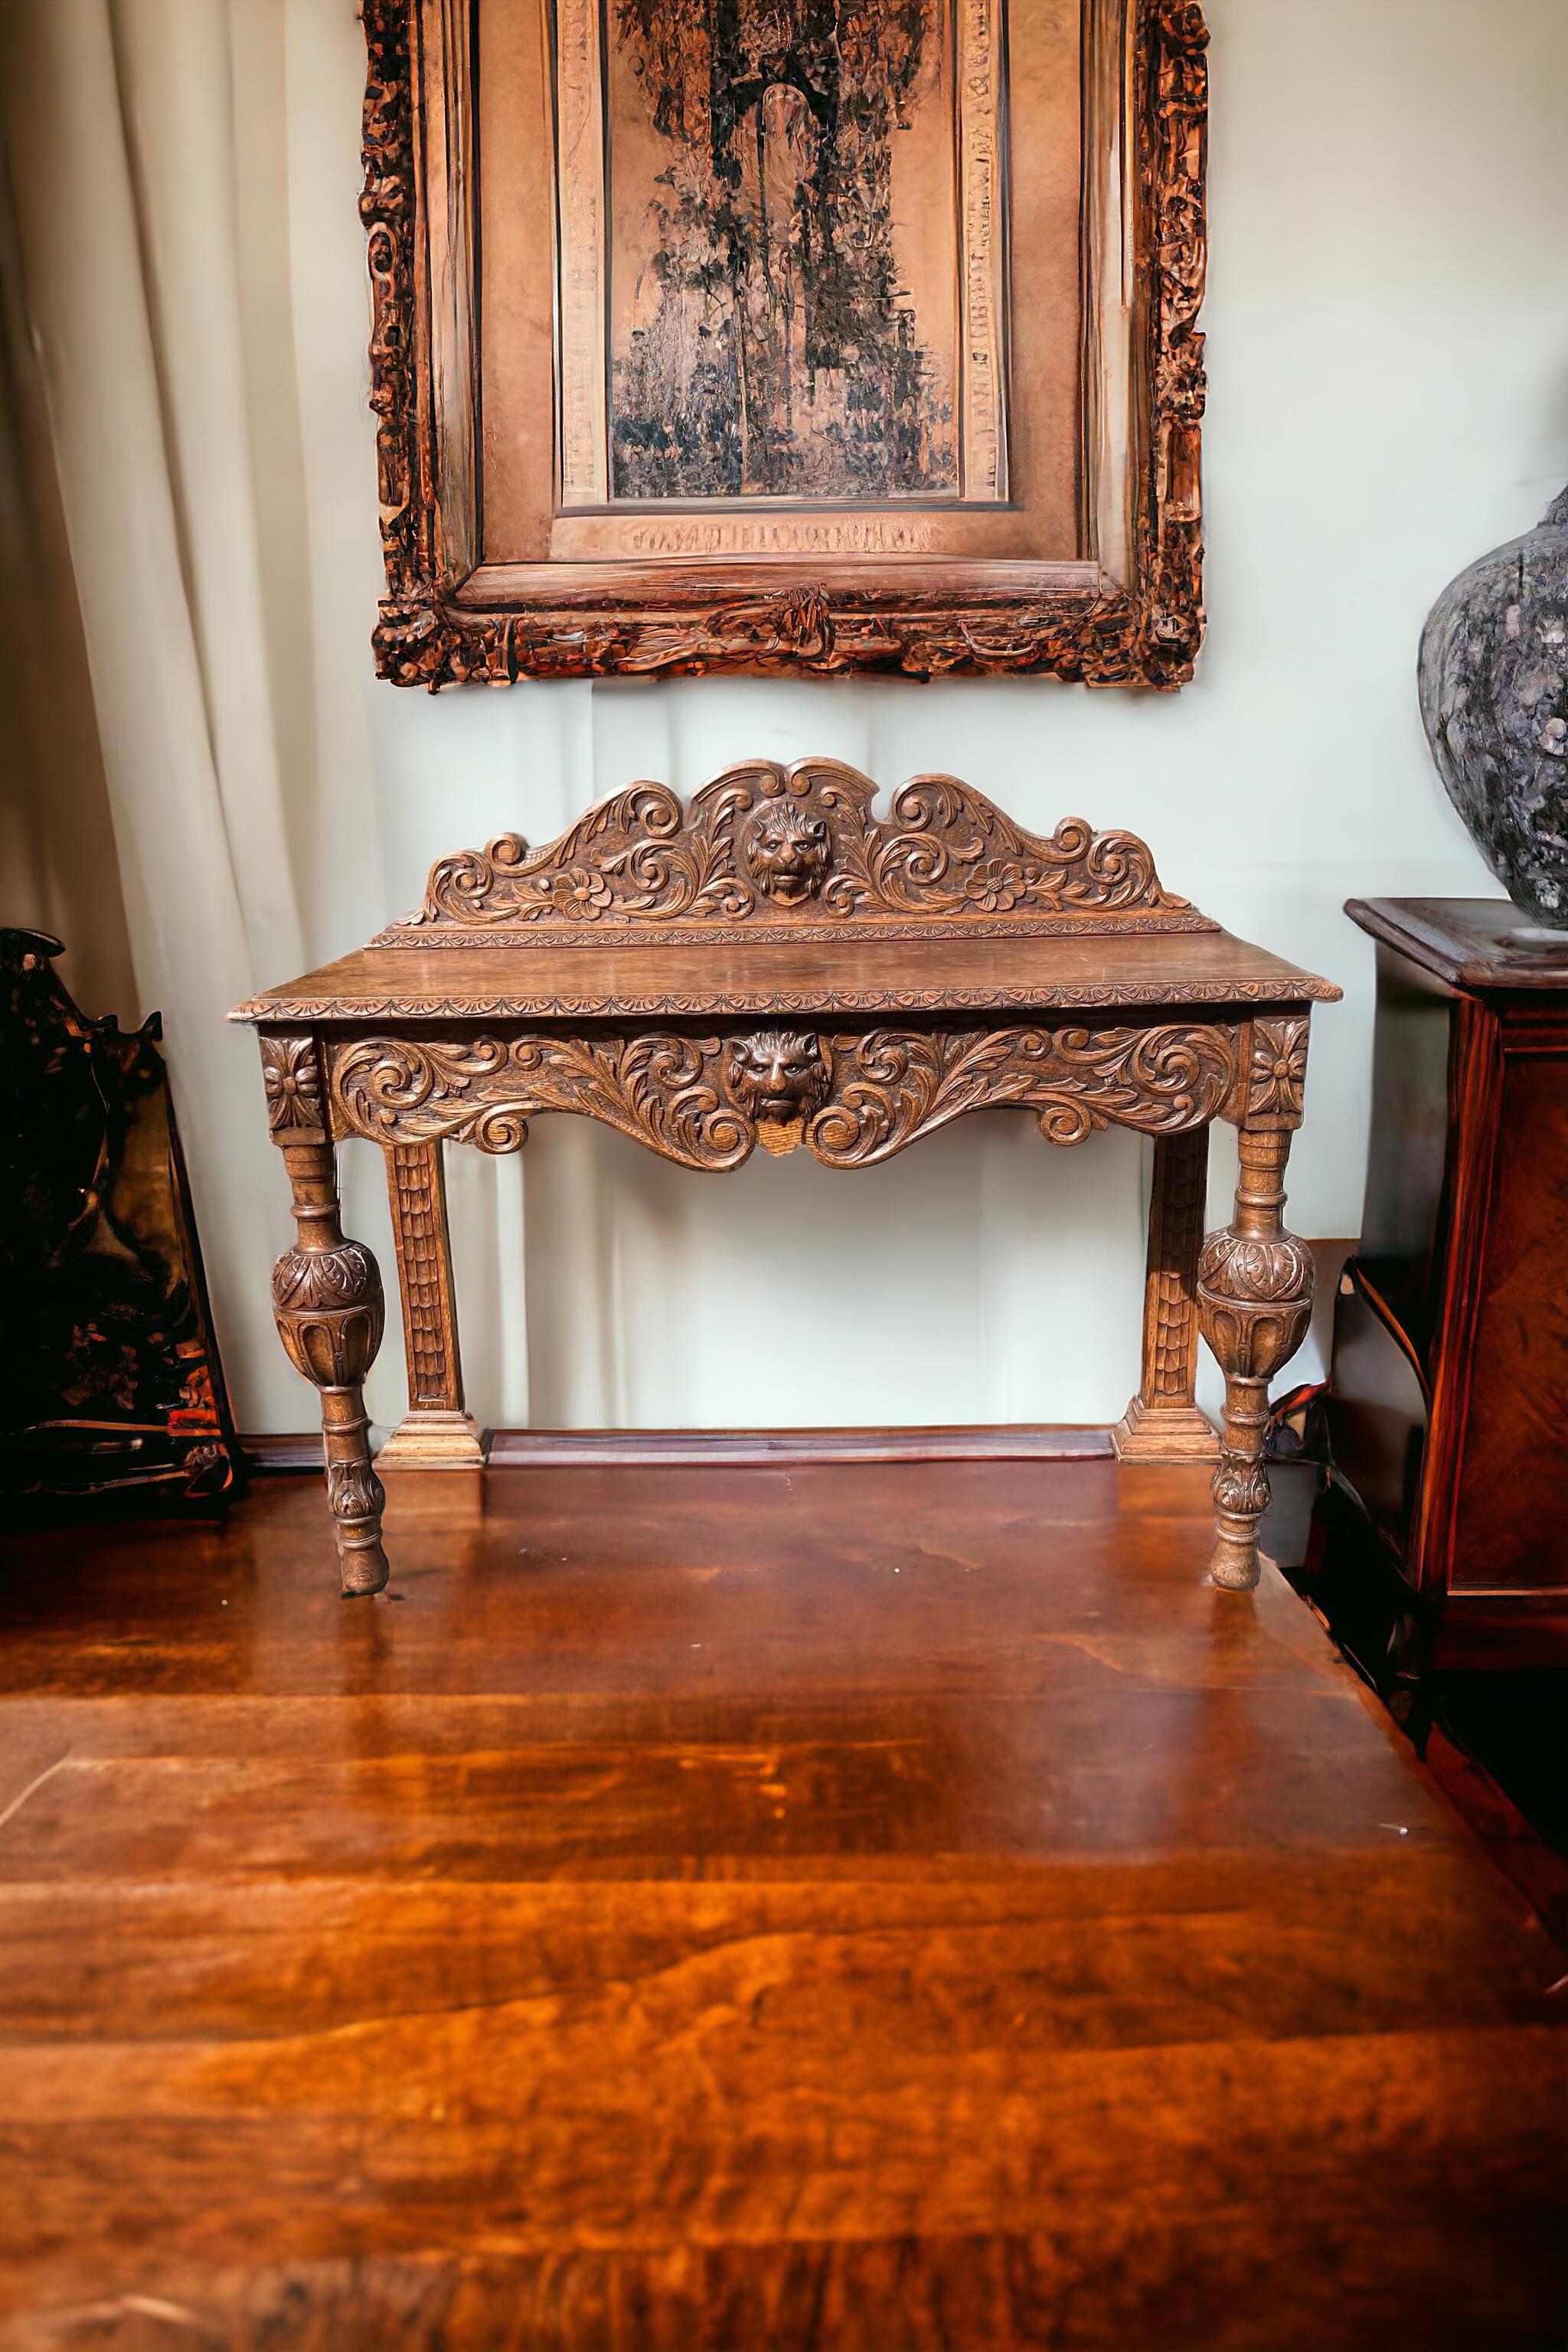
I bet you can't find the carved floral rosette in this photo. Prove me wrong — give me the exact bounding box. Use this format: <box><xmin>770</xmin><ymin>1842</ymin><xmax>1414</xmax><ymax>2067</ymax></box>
<box><xmin>382</xmin><ymin>764</ymin><xmax>1214</xmax><ymax>946</ymax></box>
<box><xmin>1244</xmin><ymin>1015</ymin><xmax>1311</xmax><ymax>1126</ymax></box>
<box><xmin>328</xmin><ymin>1021</ymin><xmax>1243</xmax><ymax>1173</ymax></box>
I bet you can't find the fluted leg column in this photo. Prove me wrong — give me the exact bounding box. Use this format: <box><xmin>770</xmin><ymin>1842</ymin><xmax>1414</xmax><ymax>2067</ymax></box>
<box><xmin>1196</xmin><ymin>1126</ymin><xmax>1314</xmax><ymax>1591</ymax></box>
<box><xmin>377</xmin><ymin>1139</ymin><xmax>487</xmax><ymax>1468</ymax></box>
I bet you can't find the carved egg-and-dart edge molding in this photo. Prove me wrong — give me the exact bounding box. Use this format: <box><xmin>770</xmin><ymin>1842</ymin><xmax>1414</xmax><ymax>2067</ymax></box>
<box><xmin>328</xmin><ymin>1023</ymin><xmax>1242</xmax><ymax>1172</ymax></box>
<box><xmin>232</xmin><ymin>978</ymin><xmax>1337</xmax><ymax>1024</ymax></box>
<box><xmin>379</xmin><ymin>763</ymin><xmax>1215</xmax><ymax>942</ymax></box>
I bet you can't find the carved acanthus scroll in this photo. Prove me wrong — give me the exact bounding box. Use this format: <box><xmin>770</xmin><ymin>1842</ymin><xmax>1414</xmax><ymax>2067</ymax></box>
<box><xmin>261</xmin><ymin>1034</ymin><xmax>328</xmax><ymax>1142</ymax></box>
<box><xmin>387</xmin><ymin>763</ymin><xmax>1212</xmax><ymax>944</ymax></box>
<box><xmin>335</xmin><ymin>1034</ymin><xmax>751</xmax><ymax>1169</ymax></box>
<box><xmin>809</xmin><ymin>1026</ymin><xmax>1237</xmax><ymax>1163</ymax></box>
<box><xmin>329</xmin><ymin>1022</ymin><xmax>1241</xmax><ymax>1171</ymax></box>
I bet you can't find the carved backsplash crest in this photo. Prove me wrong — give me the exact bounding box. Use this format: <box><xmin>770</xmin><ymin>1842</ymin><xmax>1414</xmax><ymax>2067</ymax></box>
<box><xmin>381</xmin><ymin>762</ymin><xmax>1216</xmax><ymax>948</ymax></box>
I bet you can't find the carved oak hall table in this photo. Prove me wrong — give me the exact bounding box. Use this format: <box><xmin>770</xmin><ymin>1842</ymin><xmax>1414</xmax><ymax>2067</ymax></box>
<box><xmin>232</xmin><ymin>764</ymin><xmax>1338</xmax><ymax>1598</ymax></box>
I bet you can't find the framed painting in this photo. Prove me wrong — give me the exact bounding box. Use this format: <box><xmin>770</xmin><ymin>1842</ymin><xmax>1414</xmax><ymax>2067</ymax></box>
<box><xmin>361</xmin><ymin>0</ymin><xmax>1208</xmax><ymax>688</ymax></box>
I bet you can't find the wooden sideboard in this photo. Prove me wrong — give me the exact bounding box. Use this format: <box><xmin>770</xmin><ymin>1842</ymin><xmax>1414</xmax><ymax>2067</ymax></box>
<box><xmin>1329</xmin><ymin>898</ymin><xmax>1568</xmax><ymax>1664</ymax></box>
<box><xmin>232</xmin><ymin>763</ymin><xmax>1338</xmax><ymax>1596</ymax></box>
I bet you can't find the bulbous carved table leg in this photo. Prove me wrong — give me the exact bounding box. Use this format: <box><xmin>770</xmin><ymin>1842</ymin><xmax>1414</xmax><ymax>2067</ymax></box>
<box><xmin>271</xmin><ymin>1140</ymin><xmax>390</xmax><ymax>1596</ymax></box>
<box><xmin>1197</xmin><ymin>1128</ymin><xmax>1315</xmax><ymax>1591</ymax></box>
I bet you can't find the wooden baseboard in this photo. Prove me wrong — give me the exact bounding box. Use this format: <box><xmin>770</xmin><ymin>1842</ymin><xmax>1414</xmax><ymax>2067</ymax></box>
<box><xmin>486</xmin><ymin>1425</ymin><xmax>1116</xmax><ymax>1467</ymax></box>
<box><xmin>243</xmin><ymin>1425</ymin><xmax>1116</xmax><ymax>1472</ymax></box>
<box><xmin>241</xmin><ymin>1433</ymin><xmax>322</xmax><ymax>1473</ymax></box>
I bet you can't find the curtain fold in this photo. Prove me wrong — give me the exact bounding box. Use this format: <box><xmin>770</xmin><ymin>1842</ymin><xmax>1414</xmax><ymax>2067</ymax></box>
<box><xmin>0</xmin><ymin>121</ymin><xmax>133</xmax><ymax>1021</ymax></box>
<box><xmin>2</xmin><ymin>0</ymin><xmax>292</xmax><ymax>1415</ymax></box>
<box><xmin>106</xmin><ymin>0</ymin><xmax>308</xmax><ymax>985</ymax></box>
<box><xmin>0</xmin><ymin>0</ymin><xmax>421</xmax><ymax>1431</ymax></box>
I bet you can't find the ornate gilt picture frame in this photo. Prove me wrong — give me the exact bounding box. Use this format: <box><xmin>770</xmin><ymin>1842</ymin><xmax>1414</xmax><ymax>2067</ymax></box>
<box><xmin>361</xmin><ymin>0</ymin><xmax>1207</xmax><ymax>688</ymax></box>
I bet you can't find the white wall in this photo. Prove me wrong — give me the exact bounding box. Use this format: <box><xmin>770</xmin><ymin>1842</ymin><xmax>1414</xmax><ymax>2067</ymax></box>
<box><xmin>11</xmin><ymin>0</ymin><xmax>1568</xmax><ymax>1435</ymax></box>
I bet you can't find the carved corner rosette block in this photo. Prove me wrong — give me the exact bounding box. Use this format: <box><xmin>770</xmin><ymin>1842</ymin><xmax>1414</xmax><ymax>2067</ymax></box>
<box><xmin>261</xmin><ymin>1032</ymin><xmax>328</xmax><ymax>1144</ymax></box>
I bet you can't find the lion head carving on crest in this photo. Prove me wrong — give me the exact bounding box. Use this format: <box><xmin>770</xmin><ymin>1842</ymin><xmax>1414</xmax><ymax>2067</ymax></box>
<box><xmin>725</xmin><ymin>1031</ymin><xmax>830</xmax><ymax>1152</ymax></box>
<box><xmin>740</xmin><ymin>799</ymin><xmax>832</xmax><ymax>905</ymax></box>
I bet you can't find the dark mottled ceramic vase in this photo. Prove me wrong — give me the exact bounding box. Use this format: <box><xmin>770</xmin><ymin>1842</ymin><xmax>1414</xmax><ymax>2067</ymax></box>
<box><xmin>1419</xmin><ymin>488</ymin><xmax>1568</xmax><ymax>925</ymax></box>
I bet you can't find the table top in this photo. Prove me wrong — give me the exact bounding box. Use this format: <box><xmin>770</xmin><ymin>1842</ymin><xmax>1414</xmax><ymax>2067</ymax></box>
<box><xmin>232</xmin><ymin>926</ymin><xmax>1340</xmax><ymax>1027</ymax></box>
<box><xmin>1346</xmin><ymin>897</ymin><xmax>1568</xmax><ymax>991</ymax></box>
<box><xmin>232</xmin><ymin>773</ymin><xmax>1340</xmax><ymax>1027</ymax></box>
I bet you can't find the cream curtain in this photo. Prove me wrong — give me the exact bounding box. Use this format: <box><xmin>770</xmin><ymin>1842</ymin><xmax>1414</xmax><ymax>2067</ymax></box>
<box><xmin>0</xmin><ymin>29</ymin><xmax>130</xmax><ymax>1024</ymax></box>
<box><xmin>2</xmin><ymin>0</ymin><xmax>424</xmax><ymax>1429</ymax></box>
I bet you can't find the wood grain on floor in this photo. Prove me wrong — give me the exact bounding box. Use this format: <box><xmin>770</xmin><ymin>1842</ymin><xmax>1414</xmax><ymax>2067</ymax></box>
<box><xmin>0</xmin><ymin>1462</ymin><xmax>1563</xmax><ymax>2350</ymax></box>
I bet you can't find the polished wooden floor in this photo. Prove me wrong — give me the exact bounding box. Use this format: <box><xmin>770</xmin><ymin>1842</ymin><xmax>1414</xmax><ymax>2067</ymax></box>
<box><xmin>2</xmin><ymin>1462</ymin><xmax>1566</xmax><ymax>2350</ymax></box>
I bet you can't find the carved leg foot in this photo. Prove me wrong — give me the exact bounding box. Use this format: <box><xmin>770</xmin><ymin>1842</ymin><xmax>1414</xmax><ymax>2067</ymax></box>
<box><xmin>1196</xmin><ymin>1129</ymin><xmax>1314</xmax><ymax>1592</ymax></box>
<box><xmin>272</xmin><ymin>1141</ymin><xmax>390</xmax><ymax>1596</ymax></box>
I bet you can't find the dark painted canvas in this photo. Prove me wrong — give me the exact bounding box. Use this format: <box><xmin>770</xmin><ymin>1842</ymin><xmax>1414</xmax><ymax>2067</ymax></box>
<box><xmin>605</xmin><ymin>2</ymin><xmax>960</xmax><ymax>503</ymax></box>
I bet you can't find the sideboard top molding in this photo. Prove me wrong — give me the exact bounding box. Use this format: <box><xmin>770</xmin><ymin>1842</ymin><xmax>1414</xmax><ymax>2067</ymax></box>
<box><xmin>378</xmin><ymin>762</ymin><xmax>1217</xmax><ymax>950</ymax></box>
